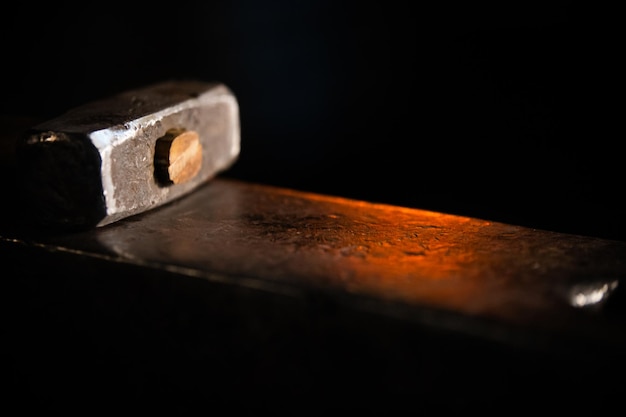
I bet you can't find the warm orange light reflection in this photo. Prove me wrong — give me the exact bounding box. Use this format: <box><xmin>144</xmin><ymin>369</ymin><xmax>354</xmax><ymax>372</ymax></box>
<box><xmin>95</xmin><ymin>179</ymin><xmax>623</xmax><ymax>326</ymax></box>
<box><xmin>259</xmin><ymin>190</ymin><xmax>498</xmax><ymax>313</ymax></box>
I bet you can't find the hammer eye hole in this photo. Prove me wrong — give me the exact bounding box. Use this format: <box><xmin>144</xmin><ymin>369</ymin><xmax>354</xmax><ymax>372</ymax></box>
<box><xmin>154</xmin><ymin>128</ymin><xmax>203</xmax><ymax>186</ymax></box>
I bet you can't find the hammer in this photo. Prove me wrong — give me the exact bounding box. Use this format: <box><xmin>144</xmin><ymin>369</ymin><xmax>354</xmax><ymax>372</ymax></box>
<box><xmin>15</xmin><ymin>80</ymin><xmax>240</xmax><ymax>230</ymax></box>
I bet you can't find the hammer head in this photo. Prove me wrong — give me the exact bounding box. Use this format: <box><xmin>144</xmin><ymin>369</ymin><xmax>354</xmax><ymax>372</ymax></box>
<box><xmin>16</xmin><ymin>80</ymin><xmax>240</xmax><ymax>229</ymax></box>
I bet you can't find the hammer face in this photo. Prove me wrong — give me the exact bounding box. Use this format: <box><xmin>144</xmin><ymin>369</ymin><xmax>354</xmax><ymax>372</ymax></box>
<box><xmin>17</xmin><ymin>80</ymin><xmax>240</xmax><ymax>229</ymax></box>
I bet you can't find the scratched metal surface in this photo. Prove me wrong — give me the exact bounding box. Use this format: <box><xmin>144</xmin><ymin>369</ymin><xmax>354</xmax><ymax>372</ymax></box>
<box><xmin>4</xmin><ymin>177</ymin><xmax>625</xmax><ymax>353</ymax></box>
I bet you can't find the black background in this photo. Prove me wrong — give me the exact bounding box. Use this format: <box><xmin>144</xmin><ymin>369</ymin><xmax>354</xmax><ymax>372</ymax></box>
<box><xmin>2</xmin><ymin>2</ymin><xmax>625</xmax><ymax>412</ymax></box>
<box><xmin>2</xmin><ymin>1</ymin><xmax>623</xmax><ymax>241</ymax></box>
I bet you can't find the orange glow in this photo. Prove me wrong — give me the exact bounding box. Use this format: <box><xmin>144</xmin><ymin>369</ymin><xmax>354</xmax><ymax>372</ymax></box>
<box><xmin>91</xmin><ymin>179</ymin><xmax>626</xmax><ymax>330</ymax></box>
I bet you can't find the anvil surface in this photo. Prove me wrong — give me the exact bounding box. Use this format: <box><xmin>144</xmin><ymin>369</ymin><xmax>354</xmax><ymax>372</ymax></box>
<box><xmin>3</xmin><ymin>177</ymin><xmax>626</xmax><ymax>411</ymax></box>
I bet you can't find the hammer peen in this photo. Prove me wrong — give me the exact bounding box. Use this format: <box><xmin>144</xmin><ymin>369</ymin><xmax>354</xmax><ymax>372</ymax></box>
<box><xmin>15</xmin><ymin>80</ymin><xmax>240</xmax><ymax>229</ymax></box>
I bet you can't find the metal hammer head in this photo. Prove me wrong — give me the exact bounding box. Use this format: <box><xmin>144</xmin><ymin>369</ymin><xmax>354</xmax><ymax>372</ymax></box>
<box><xmin>16</xmin><ymin>80</ymin><xmax>240</xmax><ymax>229</ymax></box>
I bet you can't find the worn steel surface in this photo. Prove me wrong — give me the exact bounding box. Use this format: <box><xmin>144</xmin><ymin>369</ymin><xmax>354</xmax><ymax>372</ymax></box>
<box><xmin>3</xmin><ymin>177</ymin><xmax>626</xmax><ymax>411</ymax></box>
<box><xmin>4</xmin><ymin>177</ymin><xmax>625</xmax><ymax>352</ymax></box>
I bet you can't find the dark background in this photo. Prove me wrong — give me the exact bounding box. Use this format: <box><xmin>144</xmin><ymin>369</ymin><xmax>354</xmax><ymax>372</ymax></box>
<box><xmin>2</xmin><ymin>2</ymin><xmax>625</xmax><ymax>412</ymax></box>
<box><xmin>2</xmin><ymin>1</ymin><xmax>623</xmax><ymax>241</ymax></box>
